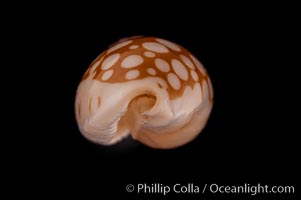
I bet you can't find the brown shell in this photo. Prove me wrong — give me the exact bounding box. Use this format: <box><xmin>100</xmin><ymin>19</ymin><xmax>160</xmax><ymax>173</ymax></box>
<box><xmin>82</xmin><ymin>37</ymin><xmax>212</xmax><ymax>100</ymax></box>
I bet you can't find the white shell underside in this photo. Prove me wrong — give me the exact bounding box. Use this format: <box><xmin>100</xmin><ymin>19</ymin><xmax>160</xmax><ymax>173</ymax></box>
<box><xmin>75</xmin><ymin>75</ymin><xmax>213</xmax><ymax>149</ymax></box>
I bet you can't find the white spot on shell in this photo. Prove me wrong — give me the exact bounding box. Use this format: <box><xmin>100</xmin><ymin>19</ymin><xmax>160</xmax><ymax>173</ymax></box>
<box><xmin>202</xmin><ymin>80</ymin><xmax>209</xmax><ymax>101</ymax></box>
<box><xmin>125</xmin><ymin>70</ymin><xmax>140</xmax><ymax>80</ymax></box>
<box><xmin>180</xmin><ymin>54</ymin><xmax>195</xmax><ymax>69</ymax></box>
<box><xmin>190</xmin><ymin>54</ymin><xmax>206</xmax><ymax>76</ymax></box>
<box><xmin>167</xmin><ymin>73</ymin><xmax>181</xmax><ymax>90</ymax></box>
<box><xmin>156</xmin><ymin>38</ymin><xmax>181</xmax><ymax>52</ymax></box>
<box><xmin>144</xmin><ymin>51</ymin><xmax>155</xmax><ymax>58</ymax></box>
<box><xmin>121</xmin><ymin>55</ymin><xmax>144</xmax><ymax>68</ymax></box>
<box><xmin>142</xmin><ymin>42</ymin><xmax>169</xmax><ymax>53</ymax></box>
<box><xmin>155</xmin><ymin>58</ymin><xmax>170</xmax><ymax>72</ymax></box>
<box><xmin>101</xmin><ymin>53</ymin><xmax>120</xmax><ymax>70</ymax></box>
<box><xmin>194</xmin><ymin>83</ymin><xmax>202</xmax><ymax>103</ymax></box>
<box><xmin>107</xmin><ymin>40</ymin><xmax>133</xmax><ymax>53</ymax></box>
<box><xmin>90</xmin><ymin>57</ymin><xmax>103</xmax><ymax>72</ymax></box>
<box><xmin>171</xmin><ymin>59</ymin><xmax>189</xmax><ymax>81</ymax></box>
<box><xmin>101</xmin><ymin>69</ymin><xmax>114</xmax><ymax>81</ymax></box>
<box><xmin>190</xmin><ymin>70</ymin><xmax>199</xmax><ymax>81</ymax></box>
<box><xmin>147</xmin><ymin>68</ymin><xmax>156</xmax><ymax>75</ymax></box>
<box><xmin>129</xmin><ymin>45</ymin><xmax>139</xmax><ymax>49</ymax></box>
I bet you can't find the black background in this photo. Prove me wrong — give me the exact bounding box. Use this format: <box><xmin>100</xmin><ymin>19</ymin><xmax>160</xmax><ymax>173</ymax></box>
<box><xmin>8</xmin><ymin>4</ymin><xmax>299</xmax><ymax>199</ymax></box>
